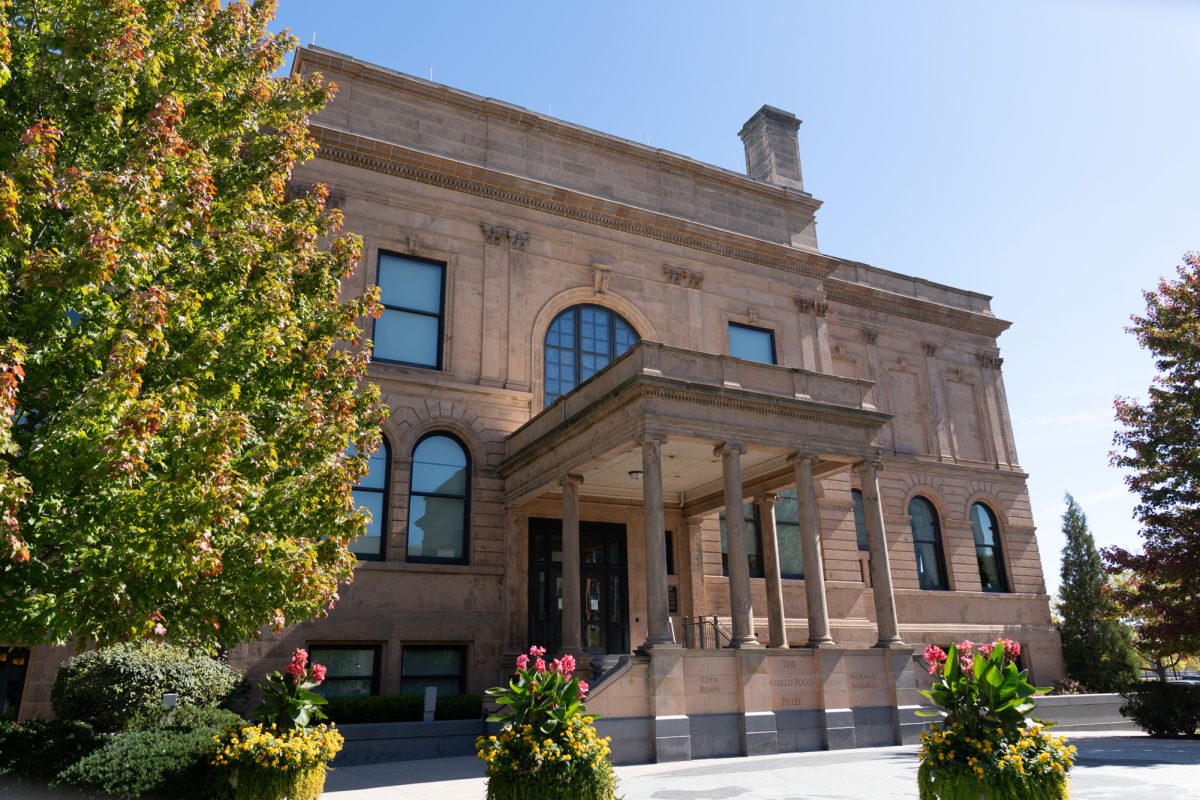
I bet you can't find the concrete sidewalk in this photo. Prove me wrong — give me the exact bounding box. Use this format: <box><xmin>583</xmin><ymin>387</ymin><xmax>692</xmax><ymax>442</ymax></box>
<box><xmin>320</xmin><ymin>731</ymin><xmax>1200</xmax><ymax>800</ymax></box>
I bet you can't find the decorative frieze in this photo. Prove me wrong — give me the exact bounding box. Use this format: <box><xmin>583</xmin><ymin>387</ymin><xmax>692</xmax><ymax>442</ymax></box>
<box><xmin>923</xmin><ymin>343</ymin><xmax>938</xmax><ymax>358</ymax></box>
<box><xmin>976</xmin><ymin>353</ymin><xmax>1004</xmax><ymax>370</ymax></box>
<box><xmin>593</xmin><ymin>265</ymin><xmax>612</xmax><ymax>295</ymax></box>
<box><xmin>663</xmin><ymin>265</ymin><xmax>704</xmax><ymax>289</ymax></box>
<box><xmin>864</xmin><ymin>329</ymin><xmax>878</xmax><ymax>345</ymax></box>
<box><xmin>794</xmin><ymin>297</ymin><xmax>829</xmax><ymax>317</ymax></box>
<box><xmin>480</xmin><ymin>222</ymin><xmax>530</xmax><ymax>250</ymax></box>
<box><xmin>283</xmin><ymin>181</ymin><xmax>345</xmax><ymax>209</ymax></box>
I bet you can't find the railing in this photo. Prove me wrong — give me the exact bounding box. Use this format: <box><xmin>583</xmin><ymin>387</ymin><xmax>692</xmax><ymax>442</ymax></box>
<box><xmin>682</xmin><ymin>615</ymin><xmax>734</xmax><ymax>649</ymax></box>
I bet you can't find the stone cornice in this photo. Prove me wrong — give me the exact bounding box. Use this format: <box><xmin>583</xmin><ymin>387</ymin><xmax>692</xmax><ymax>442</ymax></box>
<box><xmin>295</xmin><ymin>47</ymin><xmax>823</xmax><ymax>215</ymax></box>
<box><xmin>824</xmin><ymin>277</ymin><xmax>1012</xmax><ymax>339</ymax></box>
<box><xmin>311</xmin><ymin>124</ymin><xmax>837</xmax><ymax>280</ymax></box>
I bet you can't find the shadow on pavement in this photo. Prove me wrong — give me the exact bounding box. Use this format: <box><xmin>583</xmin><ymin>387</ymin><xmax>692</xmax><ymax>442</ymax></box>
<box><xmin>1071</xmin><ymin>735</ymin><xmax>1200</xmax><ymax>768</ymax></box>
<box><xmin>324</xmin><ymin>755</ymin><xmax>484</xmax><ymax>793</ymax></box>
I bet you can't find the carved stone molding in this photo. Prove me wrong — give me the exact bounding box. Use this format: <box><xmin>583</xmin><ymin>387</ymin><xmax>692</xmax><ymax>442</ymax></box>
<box><xmin>794</xmin><ymin>297</ymin><xmax>829</xmax><ymax>317</ymax></box>
<box><xmin>747</xmin><ymin>307</ymin><xmax>760</xmax><ymax>325</ymax></box>
<box><xmin>480</xmin><ymin>222</ymin><xmax>530</xmax><ymax>250</ymax></box>
<box><xmin>923</xmin><ymin>343</ymin><xmax>938</xmax><ymax>358</ymax></box>
<box><xmin>593</xmin><ymin>265</ymin><xmax>612</xmax><ymax>295</ymax></box>
<box><xmin>405</xmin><ymin>235</ymin><xmax>423</xmax><ymax>254</ymax></box>
<box><xmin>976</xmin><ymin>353</ymin><xmax>1004</xmax><ymax>370</ymax></box>
<box><xmin>663</xmin><ymin>265</ymin><xmax>704</xmax><ymax>289</ymax></box>
<box><xmin>284</xmin><ymin>181</ymin><xmax>345</xmax><ymax>209</ymax></box>
<box><xmin>864</xmin><ymin>329</ymin><xmax>878</xmax><ymax>345</ymax></box>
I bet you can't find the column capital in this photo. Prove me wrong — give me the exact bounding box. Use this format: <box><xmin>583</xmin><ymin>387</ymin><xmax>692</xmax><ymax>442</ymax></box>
<box><xmin>714</xmin><ymin>441</ymin><xmax>746</xmax><ymax>457</ymax></box>
<box><xmin>640</xmin><ymin>432</ymin><xmax>668</xmax><ymax>448</ymax></box>
<box><xmin>854</xmin><ymin>456</ymin><xmax>885</xmax><ymax>475</ymax></box>
<box><xmin>755</xmin><ymin>493</ymin><xmax>780</xmax><ymax>507</ymax></box>
<box><xmin>560</xmin><ymin>473</ymin><xmax>584</xmax><ymax>488</ymax></box>
<box><xmin>787</xmin><ymin>451</ymin><xmax>820</xmax><ymax>467</ymax></box>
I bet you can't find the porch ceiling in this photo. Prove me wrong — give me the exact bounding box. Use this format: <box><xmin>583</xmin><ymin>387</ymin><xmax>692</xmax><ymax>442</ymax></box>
<box><xmin>498</xmin><ymin>341</ymin><xmax>890</xmax><ymax>513</ymax></box>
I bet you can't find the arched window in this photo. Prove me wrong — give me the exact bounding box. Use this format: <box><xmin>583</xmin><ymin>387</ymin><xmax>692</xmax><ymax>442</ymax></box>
<box><xmin>407</xmin><ymin>433</ymin><xmax>470</xmax><ymax>564</ymax></box>
<box><xmin>544</xmin><ymin>305</ymin><xmax>638</xmax><ymax>407</ymax></box>
<box><xmin>909</xmin><ymin>496</ymin><xmax>948</xmax><ymax>590</ymax></box>
<box><xmin>350</xmin><ymin>437</ymin><xmax>390</xmax><ymax>561</ymax></box>
<box><xmin>970</xmin><ymin>502</ymin><xmax>1009</xmax><ymax>592</ymax></box>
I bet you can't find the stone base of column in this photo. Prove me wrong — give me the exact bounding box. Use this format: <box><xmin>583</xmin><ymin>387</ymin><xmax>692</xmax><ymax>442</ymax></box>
<box><xmin>741</xmin><ymin>711</ymin><xmax>779</xmax><ymax>757</ymax></box>
<box><xmin>638</xmin><ymin>640</ymin><xmax>683</xmax><ymax>655</ymax></box>
<box><xmin>822</xmin><ymin>707</ymin><xmax>858</xmax><ymax>750</ymax></box>
<box><xmin>806</xmin><ymin>636</ymin><xmax>837</xmax><ymax>648</ymax></box>
<box><xmin>874</xmin><ymin>636</ymin><xmax>907</xmax><ymax>648</ymax></box>
<box><xmin>653</xmin><ymin>715</ymin><xmax>692</xmax><ymax>762</ymax></box>
<box><xmin>728</xmin><ymin>636</ymin><xmax>764</xmax><ymax>649</ymax></box>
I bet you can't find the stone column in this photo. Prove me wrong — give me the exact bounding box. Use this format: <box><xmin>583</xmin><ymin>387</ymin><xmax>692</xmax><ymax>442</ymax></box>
<box><xmin>684</xmin><ymin>516</ymin><xmax>707</xmax><ymax>622</ymax></box>
<box><xmin>855</xmin><ymin>459</ymin><xmax>903</xmax><ymax>646</ymax></box>
<box><xmin>560</xmin><ymin>474</ymin><xmax>584</xmax><ymax>653</ymax></box>
<box><xmin>642</xmin><ymin>435</ymin><xmax>674</xmax><ymax>648</ymax></box>
<box><xmin>502</xmin><ymin>503</ymin><xmax>527</xmax><ymax>653</ymax></box>
<box><xmin>790</xmin><ymin>453</ymin><xmax>834</xmax><ymax>647</ymax></box>
<box><xmin>756</xmin><ymin>494</ymin><xmax>788</xmax><ymax>648</ymax></box>
<box><xmin>717</xmin><ymin>442</ymin><xmax>759</xmax><ymax>647</ymax></box>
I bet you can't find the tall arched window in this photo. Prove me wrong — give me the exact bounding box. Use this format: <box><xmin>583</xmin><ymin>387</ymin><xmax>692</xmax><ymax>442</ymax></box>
<box><xmin>544</xmin><ymin>305</ymin><xmax>638</xmax><ymax>407</ymax></box>
<box><xmin>970</xmin><ymin>502</ymin><xmax>1009</xmax><ymax>592</ymax></box>
<box><xmin>407</xmin><ymin>433</ymin><xmax>470</xmax><ymax>564</ymax></box>
<box><xmin>350</xmin><ymin>437</ymin><xmax>390</xmax><ymax>561</ymax></box>
<box><xmin>909</xmin><ymin>496</ymin><xmax>948</xmax><ymax>590</ymax></box>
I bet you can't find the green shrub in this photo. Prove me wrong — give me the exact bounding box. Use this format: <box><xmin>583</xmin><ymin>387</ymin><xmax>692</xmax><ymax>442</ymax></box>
<box><xmin>52</xmin><ymin>642</ymin><xmax>243</xmax><ymax>732</ymax></box>
<box><xmin>0</xmin><ymin>719</ymin><xmax>103</xmax><ymax>782</ymax></box>
<box><xmin>127</xmin><ymin>703</ymin><xmax>245</xmax><ymax>732</ymax></box>
<box><xmin>53</xmin><ymin>726</ymin><xmax>231</xmax><ymax>800</ymax></box>
<box><xmin>233</xmin><ymin>765</ymin><xmax>326</xmax><ymax>800</ymax></box>
<box><xmin>323</xmin><ymin>692</ymin><xmax>482</xmax><ymax>724</ymax></box>
<box><xmin>1121</xmin><ymin>682</ymin><xmax>1200</xmax><ymax>736</ymax></box>
<box><xmin>484</xmin><ymin>757</ymin><xmax>618</xmax><ymax>800</ymax></box>
<box><xmin>917</xmin><ymin>761</ymin><xmax>1069</xmax><ymax>800</ymax></box>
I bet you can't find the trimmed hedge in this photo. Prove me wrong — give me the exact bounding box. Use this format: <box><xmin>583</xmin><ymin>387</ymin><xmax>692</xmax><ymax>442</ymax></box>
<box><xmin>52</xmin><ymin>642</ymin><xmax>243</xmax><ymax>732</ymax></box>
<box><xmin>1121</xmin><ymin>682</ymin><xmax>1200</xmax><ymax>737</ymax></box>
<box><xmin>233</xmin><ymin>765</ymin><xmax>326</xmax><ymax>800</ymax></box>
<box><xmin>0</xmin><ymin>719</ymin><xmax>103</xmax><ymax>782</ymax></box>
<box><xmin>53</xmin><ymin>726</ymin><xmax>231</xmax><ymax>800</ymax></box>
<box><xmin>323</xmin><ymin>692</ymin><xmax>482</xmax><ymax>724</ymax></box>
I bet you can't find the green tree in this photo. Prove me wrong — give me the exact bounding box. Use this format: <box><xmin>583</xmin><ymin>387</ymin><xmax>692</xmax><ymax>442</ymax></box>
<box><xmin>0</xmin><ymin>0</ymin><xmax>385</xmax><ymax>650</ymax></box>
<box><xmin>1105</xmin><ymin>251</ymin><xmax>1200</xmax><ymax>662</ymax></box>
<box><xmin>1057</xmin><ymin>494</ymin><xmax>1139</xmax><ymax>691</ymax></box>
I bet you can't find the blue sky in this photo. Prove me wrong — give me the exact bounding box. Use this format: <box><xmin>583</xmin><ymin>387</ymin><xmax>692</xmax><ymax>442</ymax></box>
<box><xmin>271</xmin><ymin>1</ymin><xmax>1200</xmax><ymax>597</ymax></box>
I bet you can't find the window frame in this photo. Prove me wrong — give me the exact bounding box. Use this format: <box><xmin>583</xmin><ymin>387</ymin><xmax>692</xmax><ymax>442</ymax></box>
<box><xmin>543</xmin><ymin>304</ymin><xmax>639</xmax><ymax>407</ymax></box>
<box><xmin>720</xmin><ymin>502</ymin><xmax>765</xmax><ymax>579</ymax></box>
<box><xmin>773</xmin><ymin>489</ymin><xmax>805</xmax><ymax>580</ymax></box>
<box><xmin>400</xmin><ymin>644</ymin><xmax>467</xmax><ymax>696</ymax></box>
<box><xmin>405</xmin><ymin>431</ymin><xmax>471</xmax><ymax>565</ymax></box>
<box><xmin>970</xmin><ymin>502</ymin><xmax>1010</xmax><ymax>593</ymax></box>
<box><xmin>307</xmin><ymin>644</ymin><xmax>382</xmax><ymax>698</ymax></box>
<box><xmin>350</xmin><ymin>436</ymin><xmax>391</xmax><ymax>562</ymax></box>
<box><xmin>909</xmin><ymin>495</ymin><xmax>949</xmax><ymax>590</ymax></box>
<box><xmin>371</xmin><ymin>250</ymin><xmax>447</xmax><ymax>370</ymax></box>
<box><xmin>727</xmin><ymin>321</ymin><xmax>778</xmax><ymax>365</ymax></box>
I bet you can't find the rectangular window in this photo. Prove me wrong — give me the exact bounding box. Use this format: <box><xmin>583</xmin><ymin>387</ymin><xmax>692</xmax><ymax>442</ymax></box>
<box><xmin>401</xmin><ymin>646</ymin><xmax>466</xmax><ymax>696</ymax></box>
<box><xmin>664</xmin><ymin>530</ymin><xmax>676</xmax><ymax>576</ymax></box>
<box><xmin>851</xmin><ymin>489</ymin><xmax>870</xmax><ymax>551</ymax></box>
<box><xmin>719</xmin><ymin>503</ymin><xmax>764</xmax><ymax>578</ymax></box>
<box><xmin>774</xmin><ymin>489</ymin><xmax>805</xmax><ymax>579</ymax></box>
<box><xmin>373</xmin><ymin>252</ymin><xmax>445</xmax><ymax>369</ymax></box>
<box><xmin>728</xmin><ymin>322</ymin><xmax>777</xmax><ymax>364</ymax></box>
<box><xmin>309</xmin><ymin>646</ymin><xmax>381</xmax><ymax>699</ymax></box>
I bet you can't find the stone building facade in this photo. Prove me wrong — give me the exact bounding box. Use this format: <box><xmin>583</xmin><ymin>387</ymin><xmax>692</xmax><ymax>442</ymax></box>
<box><xmin>9</xmin><ymin>47</ymin><xmax>1063</xmax><ymax>757</ymax></box>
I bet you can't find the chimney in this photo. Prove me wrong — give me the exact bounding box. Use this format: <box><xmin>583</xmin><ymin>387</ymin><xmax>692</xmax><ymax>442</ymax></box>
<box><xmin>738</xmin><ymin>105</ymin><xmax>804</xmax><ymax>191</ymax></box>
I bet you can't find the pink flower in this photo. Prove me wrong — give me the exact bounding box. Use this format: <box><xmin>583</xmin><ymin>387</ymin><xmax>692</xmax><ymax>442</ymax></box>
<box><xmin>923</xmin><ymin>645</ymin><xmax>946</xmax><ymax>667</ymax></box>
<box><xmin>528</xmin><ymin>645</ymin><xmax>546</xmax><ymax>658</ymax></box>
<box><xmin>957</xmin><ymin>639</ymin><xmax>974</xmax><ymax>654</ymax></box>
<box><xmin>153</xmin><ymin>623</ymin><xmax>167</xmax><ymax>637</ymax></box>
<box><xmin>516</xmin><ymin>654</ymin><xmax>529</xmax><ymax>670</ymax></box>
<box><xmin>285</xmin><ymin>648</ymin><xmax>308</xmax><ymax>679</ymax></box>
<box><xmin>556</xmin><ymin>654</ymin><xmax>576</xmax><ymax>676</ymax></box>
<box><xmin>578</xmin><ymin>680</ymin><xmax>589</xmax><ymax>697</ymax></box>
<box><xmin>1003</xmin><ymin>639</ymin><xmax>1021</xmax><ymax>661</ymax></box>
<box><xmin>534</xmin><ymin>658</ymin><xmax>546</xmax><ymax>672</ymax></box>
<box><xmin>312</xmin><ymin>664</ymin><xmax>327</xmax><ymax>684</ymax></box>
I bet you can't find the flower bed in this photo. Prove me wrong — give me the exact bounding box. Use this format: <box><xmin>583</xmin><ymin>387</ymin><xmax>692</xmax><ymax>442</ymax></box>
<box><xmin>917</xmin><ymin>640</ymin><xmax>1076</xmax><ymax>800</ymax></box>
<box><xmin>477</xmin><ymin>646</ymin><xmax>617</xmax><ymax>800</ymax></box>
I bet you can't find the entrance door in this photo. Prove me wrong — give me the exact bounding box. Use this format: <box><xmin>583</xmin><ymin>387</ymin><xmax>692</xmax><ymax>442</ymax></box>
<box><xmin>0</xmin><ymin>646</ymin><xmax>29</xmax><ymax>721</ymax></box>
<box><xmin>528</xmin><ymin>519</ymin><xmax>630</xmax><ymax>656</ymax></box>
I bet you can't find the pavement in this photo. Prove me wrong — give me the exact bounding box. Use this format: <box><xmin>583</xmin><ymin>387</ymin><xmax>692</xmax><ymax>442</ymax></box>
<box><xmin>320</xmin><ymin>731</ymin><xmax>1200</xmax><ymax>800</ymax></box>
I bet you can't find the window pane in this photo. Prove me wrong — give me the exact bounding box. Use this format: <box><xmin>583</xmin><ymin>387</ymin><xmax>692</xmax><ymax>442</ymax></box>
<box><xmin>351</xmin><ymin>490</ymin><xmax>383</xmax><ymax>554</ymax></box>
<box><xmin>375</xmin><ymin>309</ymin><xmax>439</xmax><ymax>366</ymax></box>
<box><xmin>400</xmin><ymin>676</ymin><xmax>461</xmax><ymax>696</ymax></box>
<box><xmin>775</xmin><ymin>490</ymin><xmax>800</xmax><ymax>525</ymax></box>
<box><xmin>977</xmin><ymin>552</ymin><xmax>1004</xmax><ymax>591</ymax></box>
<box><xmin>403</xmin><ymin>647</ymin><xmax>462</xmax><ymax>676</ymax></box>
<box><xmin>319</xmin><ymin>678</ymin><xmax>374</xmax><ymax>698</ymax></box>
<box><xmin>407</xmin><ymin>497</ymin><xmax>465</xmax><ymax>559</ymax></box>
<box><xmin>412</xmin><ymin>436</ymin><xmax>467</xmax><ymax>495</ymax></box>
<box><xmin>729</xmin><ymin>324</ymin><xmax>776</xmax><ymax>364</ymax></box>
<box><xmin>312</xmin><ymin>648</ymin><xmax>376</xmax><ymax>678</ymax></box>
<box><xmin>378</xmin><ymin>254</ymin><xmax>442</xmax><ymax>314</ymax></box>
<box><xmin>777</xmin><ymin>521</ymin><xmax>804</xmax><ymax>578</ymax></box>
<box><xmin>359</xmin><ymin>447</ymin><xmax>388</xmax><ymax>490</ymax></box>
<box><xmin>543</xmin><ymin>305</ymin><xmax>638</xmax><ymax>408</ymax></box>
<box><xmin>970</xmin><ymin>503</ymin><xmax>997</xmax><ymax>548</ymax></box>
<box><xmin>915</xmin><ymin>542</ymin><xmax>945</xmax><ymax>589</ymax></box>
<box><xmin>852</xmin><ymin>489</ymin><xmax>870</xmax><ymax>551</ymax></box>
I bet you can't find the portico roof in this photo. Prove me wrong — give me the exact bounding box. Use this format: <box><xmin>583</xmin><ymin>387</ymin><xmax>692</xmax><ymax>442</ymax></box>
<box><xmin>499</xmin><ymin>342</ymin><xmax>891</xmax><ymax>515</ymax></box>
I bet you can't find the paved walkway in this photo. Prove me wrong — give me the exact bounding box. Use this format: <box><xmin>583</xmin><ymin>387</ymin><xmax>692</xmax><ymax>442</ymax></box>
<box><xmin>321</xmin><ymin>732</ymin><xmax>1200</xmax><ymax>799</ymax></box>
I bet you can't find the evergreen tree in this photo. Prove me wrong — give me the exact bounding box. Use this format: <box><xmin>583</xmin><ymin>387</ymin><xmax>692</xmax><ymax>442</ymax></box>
<box><xmin>1105</xmin><ymin>252</ymin><xmax>1200</xmax><ymax>660</ymax></box>
<box><xmin>1058</xmin><ymin>494</ymin><xmax>1140</xmax><ymax>691</ymax></box>
<box><xmin>0</xmin><ymin>0</ymin><xmax>385</xmax><ymax>650</ymax></box>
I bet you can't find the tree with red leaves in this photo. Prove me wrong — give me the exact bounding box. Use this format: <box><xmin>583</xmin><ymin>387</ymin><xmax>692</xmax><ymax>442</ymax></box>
<box><xmin>0</xmin><ymin>0</ymin><xmax>385</xmax><ymax>651</ymax></box>
<box><xmin>1105</xmin><ymin>251</ymin><xmax>1200</xmax><ymax>672</ymax></box>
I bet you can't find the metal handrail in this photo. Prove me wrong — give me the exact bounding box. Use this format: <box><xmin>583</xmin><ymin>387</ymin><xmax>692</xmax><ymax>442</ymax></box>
<box><xmin>682</xmin><ymin>615</ymin><xmax>734</xmax><ymax>649</ymax></box>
